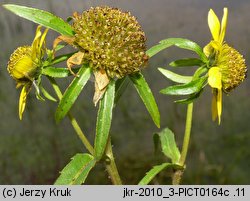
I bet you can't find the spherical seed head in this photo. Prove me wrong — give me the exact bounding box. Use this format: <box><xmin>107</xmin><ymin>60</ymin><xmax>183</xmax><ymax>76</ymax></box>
<box><xmin>216</xmin><ymin>44</ymin><xmax>247</xmax><ymax>92</ymax></box>
<box><xmin>7</xmin><ymin>46</ymin><xmax>39</xmax><ymax>85</ymax></box>
<box><xmin>72</xmin><ymin>6</ymin><xmax>148</xmax><ymax>78</ymax></box>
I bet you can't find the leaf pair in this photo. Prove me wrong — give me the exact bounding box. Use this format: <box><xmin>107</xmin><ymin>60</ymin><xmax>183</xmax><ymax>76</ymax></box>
<box><xmin>147</xmin><ymin>37</ymin><xmax>209</xmax><ymax>104</ymax></box>
<box><xmin>139</xmin><ymin>128</ymin><xmax>182</xmax><ymax>185</ymax></box>
<box><xmin>95</xmin><ymin>73</ymin><xmax>161</xmax><ymax>160</ymax></box>
<box><xmin>159</xmin><ymin>67</ymin><xmax>207</xmax><ymax>104</ymax></box>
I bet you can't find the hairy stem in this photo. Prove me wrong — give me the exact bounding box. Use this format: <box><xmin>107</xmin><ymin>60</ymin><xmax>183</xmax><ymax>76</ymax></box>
<box><xmin>172</xmin><ymin>103</ymin><xmax>193</xmax><ymax>185</ymax></box>
<box><xmin>105</xmin><ymin>138</ymin><xmax>122</xmax><ymax>185</ymax></box>
<box><xmin>48</xmin><ymin>77</ymin><xmax>94</xmax><ymax>155</ymax></box>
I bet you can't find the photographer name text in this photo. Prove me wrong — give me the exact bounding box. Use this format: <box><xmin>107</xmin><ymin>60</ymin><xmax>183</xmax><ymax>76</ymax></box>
<box><xmin>2</xmin><ymin>187</ymin><xmax>71</xmax><ymax>198</ymax></box>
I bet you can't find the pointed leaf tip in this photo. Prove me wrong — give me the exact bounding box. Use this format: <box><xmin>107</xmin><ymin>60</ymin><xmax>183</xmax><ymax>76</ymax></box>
<box><xmin>129</xmin><ymin>72</ymin><xmax>160</xmax><ymax>128</ymax></box>
<box><xmin>3</xmin><ymin>4</ymin><xmax>74</xmax><ymax>36</ymax></box>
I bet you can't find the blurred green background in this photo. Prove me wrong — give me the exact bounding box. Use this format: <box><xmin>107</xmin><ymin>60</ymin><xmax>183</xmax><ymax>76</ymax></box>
<box><xmin>0</xmin><ymin>0</ymin><xmax>250</xmax><ymax>184</ymax></box>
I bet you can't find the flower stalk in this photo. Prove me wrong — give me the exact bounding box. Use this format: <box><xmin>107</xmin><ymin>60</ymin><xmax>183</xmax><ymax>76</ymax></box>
<box><xmin>179</xmin><ymin>103</ymin><xmax>193</xmax><ymax>166</ymax></box>
<box><xmin>48</xmin><ymin>77</ymin><xmax>94</xmax><ymax>155</ymax></box>
<box><xmin>172</xmin><ymin>103</ymin><xmax>193</xmax><ymax>185</ymax></box>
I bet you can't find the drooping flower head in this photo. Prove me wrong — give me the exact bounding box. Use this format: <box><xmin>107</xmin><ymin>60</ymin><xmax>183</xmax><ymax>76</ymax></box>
<box><xmin>204</xmin><ymin>8</ymin><xmax>247</xmax><ymax>124</ymax></box>
<box><xmin>7</xmin><ymin>26</ymin><xmax>48</xmax><ymax>119</ymax></box>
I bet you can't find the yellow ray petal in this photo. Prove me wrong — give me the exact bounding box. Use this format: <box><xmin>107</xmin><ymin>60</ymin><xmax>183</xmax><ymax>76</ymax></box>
<box><xmin>208</xmin><ymin>67</ymin><xmax>222</xmax><ymax>89</ymax></box>
<box><xmin>19</xmin><ymin>84</ymin><xmax>31</xmax><ymax>120</ymax></box>
<box><xmin>203</xmin><ymin>43</ymin><xmax>213</xmax><ymax>57</ymax></box>
<box><xmin>31</xmin><ymin>26</ymin><xmax>42</xmax><ymax>59</ymax></box>
<box><xmin>212</xmin><ymin>89</ymin><xmax>218</xmax><ymax>121</ymax></box>
<box><xmin>219</xmin><ymin>7</ymin><xmax>228</xmax><ymax>44</ymax></box>
<box><xmin>208</xmin><ymin>9</ymin><xmax>220</xmax><ymax>41</ymax></box>
<box><xmin>217</xmin><ymin>88</ymin><xmax>222</xmax><ymax>125</ymax></box>
<box><xmin>203</xmin><ymin>41</ymin><xmax>220</xmax><ymax>57</ymax></box>
<box><xmin>39</xmin><ymin>28</ymin><xmax>49</xmax><ymax>55</ymax></box>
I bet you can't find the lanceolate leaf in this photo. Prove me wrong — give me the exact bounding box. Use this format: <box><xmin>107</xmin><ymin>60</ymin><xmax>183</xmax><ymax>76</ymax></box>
<box><xmin>42</xmin><ymin>67</ymin><xmax>79</xmax><ymax>78</ymax></box>
<box><xmin>175</xmin><ymin>89</ymin><xmax>203</xmax><ymax>104</ymax></box>
<box><xmin>94</xmin><ymin>80</ymin><xmax>115</xmax><ymax>160</ymax></box>
<box><xmin>146</xmin><ymin>43</ymin><xmax>173</xmax><ymax>58</ymax></box>
<box><xmin>40</xmin><ymin>86</ymin><xmax>57</xmax><ymax>102</ymax></box>
<box><xmin>146</xmin><ymin>38</ymin><xmax>208</xmax><ymax>63</ymax></box>
<box><xmin>158</xmin><ymin>68</ymin><xmax>192</xmax><ymax>84</ymax></box>
<box><xmin>3</xmin><ymin>4</ymin><xmax>74</xmax><ymax>36</ymax></box>
<box><xmin>169</xmin><ymin>58</ymin><xmax>204</xmax><ymax>67</ymax></box>
<box><xmin>193</xmin><ymin>67</ymin><xmax>208</xmax><ymax>79</ymax></box>
<box><xmin>138</xmin><ymin>163</ymin><xmax>175</xmax><ymax>185</ymax></box>
<box><xmin>129</xmin><ymin>72</ymin><xmax>160</xmax><ymax>128</ymax></box>
<box><xmin>55</xmin><ymin>153</ymin><xmax>96</xmax><ymax>185</ymax></box>
<box><xmin>114</xmin><ymin>77</ymin><xmax>130</xmax><ymax>105</ymax></box>
<box><xmin>157</xmin><ymin>128</ymin><xmax>180</xmax><ymax>163</ymax></box>
<box><xmin>160</xmin><ymin>38</ymin><xmax>208</xmax><ymax>63</ymax></box>
<box><xmin>50</xmin><ymin>52</ymin><xmax>76</xmax><ymax>66</ymax></box>
<box><xmin>160</xmin><ymin>76</ymin><xmax>207</xmax><ymax>96</ymax></box>
<box><xmin>55</xmin><ymin>65</ymin><xmax>91</xmax><ymax>123</ymax></box>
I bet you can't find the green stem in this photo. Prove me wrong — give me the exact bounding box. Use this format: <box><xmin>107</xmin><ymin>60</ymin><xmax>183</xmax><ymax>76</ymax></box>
<box><xmin>179</xmin><ymin>103</ymin><xmax>193</xmax><ymax>166</ymax></box>
<box><xmin>105</xmin><ymin>138</ymin><xmax>122</xmax><ymax>185</ymax></box>
<box><xmin>48</xmin><ymin>77</ymin><xmax>94</xmax><ymax>155</ymax></box>
<box><xmin>67</xmin><ymin>113</ymin><xmax>94</xmax><ymax>155</ymax></box>
<box><xmin>172</xmin><ymin>102</ymin><xmax>193</xmax><ymax>185</ymax></box>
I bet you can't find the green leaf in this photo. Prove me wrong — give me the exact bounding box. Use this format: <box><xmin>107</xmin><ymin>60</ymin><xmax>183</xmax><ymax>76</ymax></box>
<box><xmin>193</xmin><ymin>67</ymin><xmax>208</xmax><ymax>79</ymax></box>
<box><xmin>55</xmin><ymin>153</ymin><xmax>96</xmax><ymax>185</ymax></box>
<box><xmin>40</xmin><ymin>86</ymin><xmax>57</xmax><ymax>102</ymax></box>
<box><xmin>157</xmin><ymin>128</ymin><xmax>180</xmax><ymax>163</ymax></box>
<box><xmin>55</xmin><ymin>65</ymin><xmax>91</xmax><ymax>123</ymax></box>
<box><xmin>94</xmin><ymin>80</ymin><xmax>115</xmax><ymax>160</ymax></box>
<box><xmin>160</xmin><ymin>76</ymin><xmax>207</xmax><ymax>95</ymax></box>
<box><xmin>169</xmin><ymin>58</ymin><xmax>204</xmax><ymax>67</ymax></box>
<box><xmin>54</xmin><ymin>44</ymin><xmax>67</xmax><ymax>52</ymax></box>
<box><xmin>158</xmin><ymin>68</ymin><xmax>192</xmax><ymax>84</ymax></box>
<box><xmin>175</xmin><ymin>89</ymin><xmax>203</xmax><ymax>104</ymax></box>
<box><xmin>49</xmin><ymin>52</ymin><xmax>76</xmax><ymax>66</ymax></box>
<box><xmin>114</xmin><ymin>77</ymin><xmax>130</xmax><ymax>105</ymax></box>
<box><xmin>160</xmin><ymin>38</ymin><xmax>208</xmax><ymax>63</ymax></box>
<box><xmin>138</xmin><ymin>163</ymin><xmax>174</xmax><ymax>185</ymax></box>
<box><xmin>129</xmin><ymin>72</ymin><xmax>160</xmax><ymax>128</ymax></box>
<box><xmin>146</xmin><ymin>43</ymin><xmax>173</xmax><ymax>58</ymax></box>
<box><xmin>3</xmin><ymin>4</ymin><xmax>74</xmax><ymax>36</ymax></box>
<box><xmin>42</xmin><ymin>67</ymin><xmax>79</xmax><ymax>78</ymax></box>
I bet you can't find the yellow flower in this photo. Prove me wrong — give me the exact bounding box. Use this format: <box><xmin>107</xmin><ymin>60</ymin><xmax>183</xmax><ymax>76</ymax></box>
<box><xmin>204</xmin><ymin>8</ymin><xmax>247</xmax><ymax>124</ymax></box>
<box><xmin>7</xmin><ymin>26</ymin><xmax>48</xmax><ymax>120</ymax></box>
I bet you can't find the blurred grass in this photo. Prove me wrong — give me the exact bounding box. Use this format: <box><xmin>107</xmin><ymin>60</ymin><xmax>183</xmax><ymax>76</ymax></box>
<box><xmin>1</xmin><ymin>0</ymin><xmax>250</xmax><ymax>184</ymax></box>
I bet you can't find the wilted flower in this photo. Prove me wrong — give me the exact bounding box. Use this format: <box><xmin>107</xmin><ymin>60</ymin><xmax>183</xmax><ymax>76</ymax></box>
<box><xmin>204</xmin><ymin>8</ymin><xmax>247</xmax><ymax>124</ymax></box>
<box><xmin>71</xmin><ymin>6</ymin><xmax>148</xmax><ymax>78</ymax></box>
<box><xmin>7</xmin><ymin>26</ymin><xmax>48</xmax><ymax>119</ymax></box>
<box><xmin>54</xmin><ymin>6</ymin><xmax>148</xmax><ymax>104</ymax></box>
